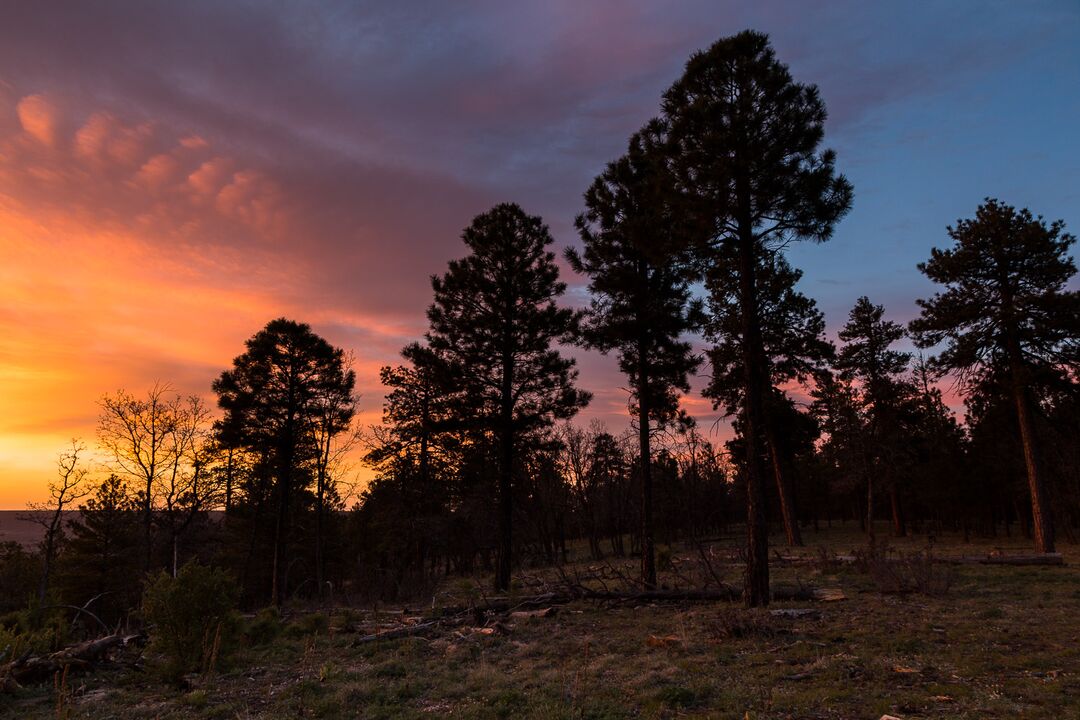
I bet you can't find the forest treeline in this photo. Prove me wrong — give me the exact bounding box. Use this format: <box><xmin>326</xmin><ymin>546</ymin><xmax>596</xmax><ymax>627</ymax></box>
<box><xmin>3</xmin><ymin>31</ymin><xmax>1078</xmax><ymax>627</ymax></box>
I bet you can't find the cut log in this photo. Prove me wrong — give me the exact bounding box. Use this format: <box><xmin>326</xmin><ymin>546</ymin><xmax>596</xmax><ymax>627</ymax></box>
<box><xmin>509</xmin><ymin>607</ymin><xmax>558</xmax><ymax>620</ymax></box>
<box><xmin>769</xmin><ymin>608</ymin><xmax>821</xmax><ymax>619</ymax></box>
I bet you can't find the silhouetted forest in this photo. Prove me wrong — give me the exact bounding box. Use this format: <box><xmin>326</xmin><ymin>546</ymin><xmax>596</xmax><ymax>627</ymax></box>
<box><xmin>3</xmin><ymin>31</ymin><xmax>1078</xmax><ymax>645</ymax></box>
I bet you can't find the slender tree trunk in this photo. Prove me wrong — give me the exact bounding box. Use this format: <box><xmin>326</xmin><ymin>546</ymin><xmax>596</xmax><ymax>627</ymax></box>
<box><xmin>738</xmin><ymin>220</ymin><xmax>769</xmax><ymax>608</ymax></box>
<box><xmin>419</xmin><ymin>392</ymin><xmax>431</xmax><ymax>491</ymax></box>
<box><xmin>889</xmin><ymin>484</ymin><xmax>906</xmax><ymax>537</ymax></box>
<box><xmin>764</xmin><ymin>421</ymin><xmax>802</xmax><ymax>547</ymax></box>
<box><xmin>495</xmin><ymin>354</ymin><xmax>514</xmax><ymax>592</ymax></box>
<box><xmin>144</xmin><ymin>479</ymin><xmax>153</xmax><ymax>574</ymax></box>
<box><xmin>272</xmin><ymin>442</ymin><xmax>293</xmax><ymax>607</ymax></box>
<box><xmin>37</xmin><ymin>511</ymin><xmax>61</xmax><ymax>606</ymax></box>
<box><xmin>240</xmin><ymin>489</ymin><xmax>265</xmax><ymax>601</ymax></box>
<box><xmin>1012</xmin><ymin>380</ymin><xmax>1054</xmax><ymax>553</ymax></box>
<box><xmin>638</xmin><ymin>346</ymin><xmax>656</xmax><ymax>590</ymax></box>
<box><xmin>171</xmin><ymin>528</ymin><xmax>179</xmax><ymax>577</ymax></box>
<box><xmin>224</xmin><ymin>447</ymin><xmax>234</xmax><ymax>512</ymax></box>
<box><xmin>315</xmin><ymin>465</ymin><xmax>324</xmax><ymax>599</ymax></box>
<box><xmin>315</xmin><ymin>426</ymin><xmax>334</xmax><ymax>601</ymax></box>
<box><xmin>866</xmin><ymin>471</ymin><xmax>875</xmax><ymax>544</ymax></box>
<box><xmin>998</xmin><ymin>279</ymin><xmax>1055</xmax><ymax>553</ymax></box>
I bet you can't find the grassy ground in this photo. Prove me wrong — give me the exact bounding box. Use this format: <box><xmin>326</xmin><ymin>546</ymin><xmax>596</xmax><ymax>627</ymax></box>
<box><xmin>3</xmin><ymin>526</ymin><xmax>1079</xmax><ymax>719</ymax></box>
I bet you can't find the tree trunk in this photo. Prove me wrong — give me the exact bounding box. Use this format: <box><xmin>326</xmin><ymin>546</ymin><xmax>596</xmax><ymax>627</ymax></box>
<box><xmin>495</xmin><ymin>354</ymin><xmax>514</xmax><ymax>592</ymax></box>
<box><xmin>764</xmin><ymin>421</ymin><xmax>802</xmax><ymax>547</ymax></box>
<box><xmin>738</xmin><ymin>222</ymin><xmax>769</xmax><ymax>608</ymax></box>
<box><xmin>315</xmin><ymin>466</ymin><xmax>324</xmax><ymax>599</ymax></box>
<box><xmin>224</xmin><ymin>447</ymin><xmax>234</xmax><ymax>512</ymax></box>
<box><xmin>1013</xmin><ymin>381</ymin><xmax>1054</xmax><ymax>553</ymax></box>
<box><xmin>272</xmin><ymin>442</ymin><xmax>293</xmax><ymax>607</ymax></box>
<box><xmin>889</xmin><ymin>485</ymin><xmax>906</xmax><ymax>537</ymax></box>
<box><xmin>866</xmin><ymin>471</ymin><xmax>875</xmax><ymax>543</ymax></box>
<box><xmin>638</xmin><ymin>351</ymin><xmax>656</xmax><ymax>590</ymax></box>
<box><xmin>144</xmin><ymin>479</ymin><xmax>153</xmax><ymax>574</ymax></box>
<box><xmin>171</xmin><ymin>526</ymin><xmax>179</xmax><ymax>577</ymax></box>
<box><xmin>37</xmin><ymin>535</ymin><xmax>55</xmax><ymax>607</ymax></box>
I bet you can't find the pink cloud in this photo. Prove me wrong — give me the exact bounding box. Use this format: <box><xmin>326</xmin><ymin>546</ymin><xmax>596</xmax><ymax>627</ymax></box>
<box><xmin>73</xmin><ymin>111</ymin><xmax>115</xmax><ymax>160</ymax></box>
<box><xmin>179</xmin><ymin>134</ymin><xmax>208</xmax><ymax>150</ymax></box>
<box><xmin>133</xmin><ymin>152</ymin><xmax>180</xmax><ymax>190</ymax></box>
<box><xmin>214</xmin><ymin>169</ymin><xmax>284</xmax><ymax>233</ymax></box>
<box><xmin>187</xmin><ymin>156</ymin><xmax>234</xmax><ymax>198</ymax></box>
<box><xmin>16</xmin><ymin>94</ymin><xmax>59</xmax><ymax>147</ymax></box>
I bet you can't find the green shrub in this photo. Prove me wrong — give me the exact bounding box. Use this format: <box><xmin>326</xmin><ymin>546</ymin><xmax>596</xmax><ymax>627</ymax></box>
<box><xmin>244</xmin><ymin>607</ymin><xmax>283</xmax><ymax>646</ymax></box>
<box><xmin>141</xmin><ymin>562</ymin><xmax>239</xmax><ymax>680</ymax></box>
<box><xmin>0</xmin><ymin>608</ymin><xmax>68</xmax><ymax>659</ymax></box>
<box><xmin>286</xmin><ymin>611</ymin><xmax>330</xmax><ymax>638</ymax></box>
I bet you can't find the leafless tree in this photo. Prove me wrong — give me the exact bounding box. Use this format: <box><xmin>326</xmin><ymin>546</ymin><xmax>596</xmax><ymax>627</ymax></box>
<box><xmin>98</xmin><ymin>384</ymin><xmax>221</xmax><ymax>574</ymax></box>
<box><xmin>23</xmin><ymin>440</ymin><xmax>91</xmax><ymax>605</ymax></box>
<box><xmin>157</xmin><ymin>395</ymin><xmax>222</xmax><ymax>576</ymax></box>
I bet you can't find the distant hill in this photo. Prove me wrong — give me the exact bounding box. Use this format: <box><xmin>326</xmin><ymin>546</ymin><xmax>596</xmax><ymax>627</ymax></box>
<box><xmin>0</xmin><ymin>510</ymin><xmax>229</xmax><ymax>548</ymax></box>
<box><xmin>0</xmin><ymin>510</ymin><xmax>73</xmax><ymax>547</ymax></box>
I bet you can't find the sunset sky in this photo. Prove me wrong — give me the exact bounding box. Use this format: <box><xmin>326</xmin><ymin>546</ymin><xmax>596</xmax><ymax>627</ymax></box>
<box><xmin>1</xmin><ymin>1</ymin><xmax>1078</xmax><ymax>508</ymax></box>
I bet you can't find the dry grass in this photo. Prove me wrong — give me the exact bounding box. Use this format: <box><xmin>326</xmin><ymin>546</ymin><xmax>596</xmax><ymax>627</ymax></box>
<box><xmin>4</xmin><ymin>525</ymin><xmax>1079</xmax><ymax>719</ymax></box>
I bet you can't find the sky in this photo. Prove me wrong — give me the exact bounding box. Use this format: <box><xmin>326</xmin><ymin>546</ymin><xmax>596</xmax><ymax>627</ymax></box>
<box><xmin>0</xmin><ymin>1</ymin><xmax>1078</xmax><ymax>508</ymax></box>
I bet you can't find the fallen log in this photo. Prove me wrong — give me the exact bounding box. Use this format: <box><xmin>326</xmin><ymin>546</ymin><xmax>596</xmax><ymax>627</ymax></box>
<box><xmin>352</xmin><ymin>620</ymin><xmax>441</xmax><ymax>645</ymax></box>
<box><xmin>352</xmin><ymin>585</ymin><xmax>845</xmax><ymax>647</ymax></box>
<box><xmin>440</xmin><ymin>585</ymin><xmax>844</xmax><ymax>613</ymax></box>
<box><xmin>578</xmin><ymin>588</ymin><xmax>741</xmax><ymax>603</ymax></box>
<box><xmin>943</xmin><ymin>553</ymin><xmax>1065</xmax><ymax>566</ymax></box>
<box><xmin>1</xmin><ymin>633</ymin><xmax>145</xmax><ymax>689</ymax></box>
<box><xmin>977</xmin><ymin>553</ymin><xmax>1064</xmax><ymax>566</ymax></box>
<box><xmin>434</xmin><ymin>592</ymin><xmax>569</xmax><ymax>617</ymax></box>
<box><xmin>779</xmin><ymin>551</ymin><xmax>1066</xmax><ymax>567</ymax></box>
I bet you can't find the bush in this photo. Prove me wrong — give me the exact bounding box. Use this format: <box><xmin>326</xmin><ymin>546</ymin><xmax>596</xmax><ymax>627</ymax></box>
<box><xmin>141</xmin><ymin>562</ymin><xmax>239</xmax><ymax>680</ymax></box>
<box><xmin>853</xmin><ymin>540</ymin><xmax>955</xmax><ymax>596</ymax></box>
<box><xmin>288</xmin><ymin>611</ymin><xmax>330</xmax><ymax>638</ymax></box>
<box><xmin>243</xmin><ymin>607</ymin><xmax>283</xmax><ymax>646</ymax></box>
<box><xmin>0</xmin><ymin>608</ymin><xmax>68</xmax><ymax>658</ymax></box>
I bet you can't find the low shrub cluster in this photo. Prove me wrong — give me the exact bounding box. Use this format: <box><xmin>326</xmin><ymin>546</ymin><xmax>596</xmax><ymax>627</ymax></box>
<box><xmin>141</xmin><ymin>561</ymin><xmax>240</xmax><ymax>681</ymax></box>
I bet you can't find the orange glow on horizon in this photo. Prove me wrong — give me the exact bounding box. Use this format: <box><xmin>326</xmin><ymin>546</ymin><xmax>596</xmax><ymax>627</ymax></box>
<box><xmin>0</xmin><ymin>93</ymin><xmax>396</xmax><ymax>509</ymax></box>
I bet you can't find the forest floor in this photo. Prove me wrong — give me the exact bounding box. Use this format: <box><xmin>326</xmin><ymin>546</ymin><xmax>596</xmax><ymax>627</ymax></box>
<box><xmin>3</xmin><ymin>526</ymin><xmax>1079</xmax><ymax>719</ymax></box>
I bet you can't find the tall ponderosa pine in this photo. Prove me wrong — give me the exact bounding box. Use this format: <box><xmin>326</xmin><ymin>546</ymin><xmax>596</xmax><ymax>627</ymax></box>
<box><xmin>663</xmin><ymin>30</ymin><xmax>853</xmax><ymax>605</ymax></box>
<box><xmin>835</xmin><ymin>297</ymin><xmax>910</xmax><ymax>540</ymax></box>
<box><xmin>213</xmin><ymin>318</ymin><xmax>356</xmax><ymax>605</ymax></box>
<box><xmin>911</xmin><ymin>199</ymin><xmax>1080</xmax><ymax>553</ymax></box>
<box><xmin>427</xmin><ymin>203</ymin><xmax>590</xmax><ymax>591</ymax></box>
<box><xmin>704</xmin><ymin>251</ymin><xmax>832</xmax><ymax>547</ymax></box>
<box><xmin>568</xmin><ymin>120</ymin><xmax>702</xmax><ymax>589</ymax></box>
